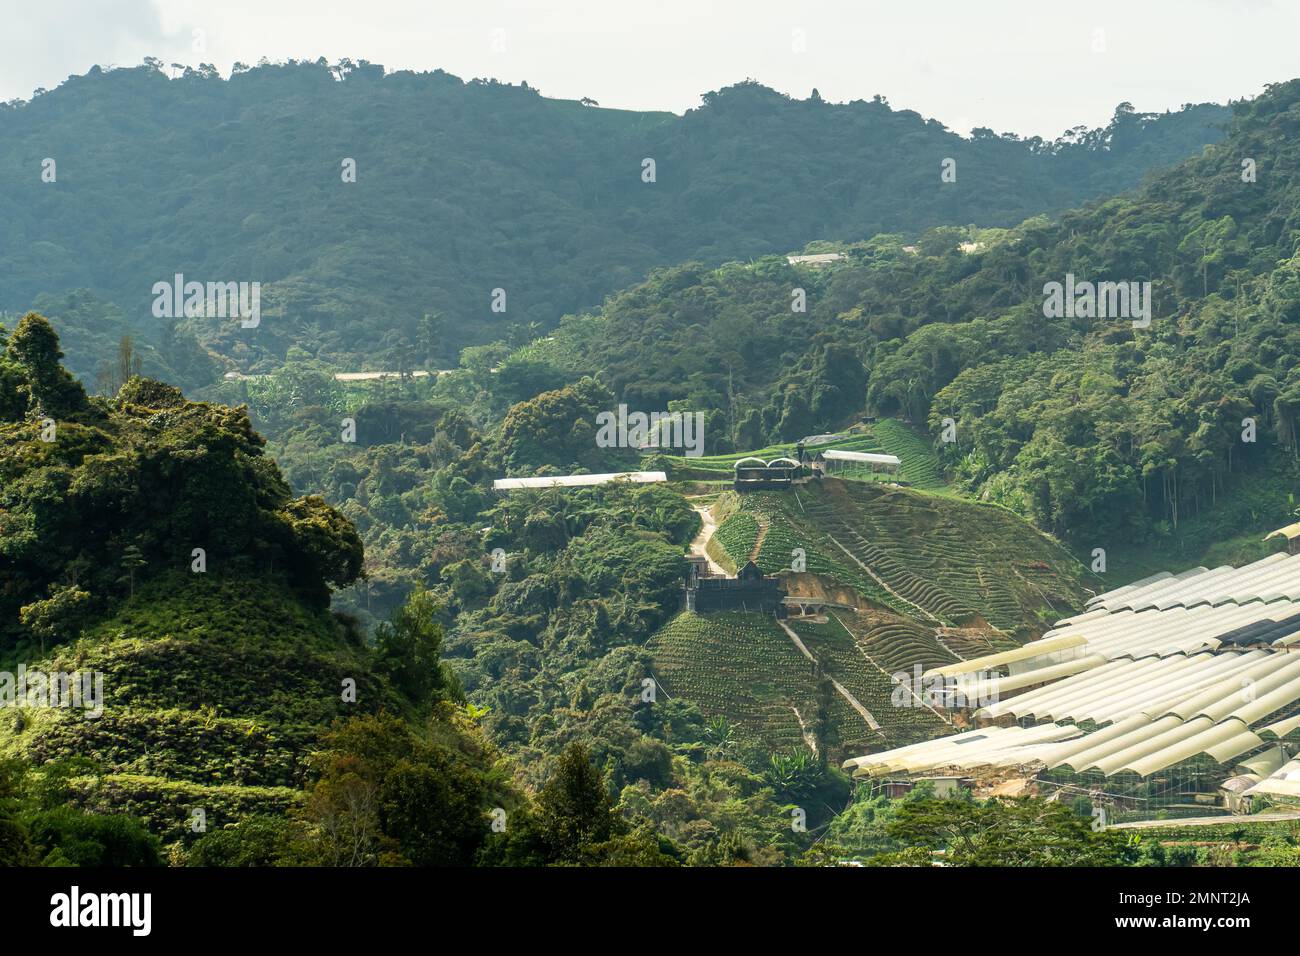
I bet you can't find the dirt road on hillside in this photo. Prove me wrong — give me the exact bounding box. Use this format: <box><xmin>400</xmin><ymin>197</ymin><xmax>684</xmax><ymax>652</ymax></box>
<box><xmin>689</xmin><ymin>505</ymin><xmax>730</xmax><ymax>576</ymax></box>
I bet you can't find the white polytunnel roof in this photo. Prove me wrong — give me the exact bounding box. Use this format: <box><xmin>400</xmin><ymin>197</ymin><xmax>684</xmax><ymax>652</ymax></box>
<box><xmin>951</xmin><ymin>599</ymin><xmax>1300</xmax><ymax>672</ymax></box>
<box><xmin>1078</xmin><ymin>552</ymin><xmax>1300</xmax><ymax>614</ymax></box>
<box><xmin>820</xmin><ymin>449</ymin><xmax>901</xmax><ymax>466</ymax></box>
<box><xmin>923</xmin><ymin>633</ymin><xmax>1088</xmax><ymax>680</ymax></box>
<box><xmin>1244</xmin><ymin>758</ymin><xmax>1300</xmax><ymax>797</ymax></box>
<box><xmin>948</xmin><ymin>654</ymin><xmax>1107</xmax><ymax>702</ymax></box>
<box><xmin>1237</xmin><ymin>747</ymin><xmax>1287</xmax><ymax>778</ymax></box>
<box><xmin>493</xmin><ymin>471</ymin><xmax>667</xmax><ymax>490</ymax></box>
<box><xmin>861</xmin><ymin>649</ymin><xmax>1300</xmax><ymax>779</ymax></box>
<box><xmin>1084</xmin><ymin>570</ymin><xmax>1177</xmax><ymax>608</ymax></box>
<box><xmin>1138</xmin><ymin>727</ymin><xmax>1263</xmax><ymax>778</ymax></box>
<box><xmin>974</xmin><ymin>651</ymin><xmax>1270</xmax><ymax>725</ymax></box>
<box><xmin>1260</xmin><ymin>713</ymin><xmax>1300</xmax><ymax>739</ymax></box>
<box><xmin>847</xmin><ymin>552</ymin><xmax>1300</xmax><ymax>781</ymax></box>
<box><xmin>842</xmin><ymin>724</ymin><xmax>1083</xmax><ymax>777</ymax></box>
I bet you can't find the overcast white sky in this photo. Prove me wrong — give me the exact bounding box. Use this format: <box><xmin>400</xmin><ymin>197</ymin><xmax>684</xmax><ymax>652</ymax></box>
<box><xmin>4</xmin><ymin>0</ymin><xmax>1299</xmax><ymax>137</ymax></box>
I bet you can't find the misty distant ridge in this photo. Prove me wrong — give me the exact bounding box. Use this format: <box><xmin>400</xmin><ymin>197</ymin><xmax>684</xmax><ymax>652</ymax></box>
<box><xmin>0</xmin><ymin>59</ymin><xmax>1230</xmax><ymax>374</ymax></box>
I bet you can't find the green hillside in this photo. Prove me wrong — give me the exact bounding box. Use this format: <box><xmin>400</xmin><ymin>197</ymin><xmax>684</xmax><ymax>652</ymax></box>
<box><xmin>646</xmin><ymin>472</ymin><xmax>1085</xmax><ymax>762</ymax></box>
<box><xmin>707</xmin><ymin>479</ymin><xmax>1090</xmax><ymax>635</ymax></box>
<box><xmin>0</xmin><ymin>574</ymin><xmax>393</xmax><ymax>843</ymax></box>
<box><xmin>646</xmin><ymin>606</ymin><xmax>961</xmax><ymax>762</ymax></box>
<box><xmin>648</xmin><ymin>612</ymin><xmax>849</xmax><ymax>756</ymax></box>
<box><xmin>511</xmin><ymin>81</ymin><xmax>1300</xmax><ymax>555</ymax></box>
<box><xmin>0</xmin><ymin>62</ymin><xmax>1228</xmax><ymax>375</ymax></box>
<box><xmin>787</xmin><ymin>614</ymin><xmax>952</xmax><ymax>743</ymax></box>
<box><xmin>0</xmin><ymin>316</ymin><xmax>512</xmax><ymax>866</ymax></box>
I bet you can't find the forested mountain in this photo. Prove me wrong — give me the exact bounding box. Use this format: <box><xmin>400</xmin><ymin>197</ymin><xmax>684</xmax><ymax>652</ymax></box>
<box><xmin>0</xmin><ymin>316</ymin><xmax>679</xmax><ymax>866</ymax></box>
<box><xmin>0</xmin><ymin>59</ymin><xmax>1228</xmax><ymax>373</ymax></box>
<box><xmin>0</xmin><ymin>314</ymin><xmax>917</xmax><ymax>866</ymax></box>
<box><xmin>513</xmin><ymin>79</ymin><xmax>1300</xmax><ymax>553</ymax></box>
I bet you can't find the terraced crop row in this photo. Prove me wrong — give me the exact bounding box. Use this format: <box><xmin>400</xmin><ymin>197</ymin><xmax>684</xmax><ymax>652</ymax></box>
<box><xmin>789</xmin><ymin>616</ymin><xmax>948</xmax><ymax>746</ymax></box>
<box><xmin>871</xmin><ymin>419</ymin><xmax>947</xmax><ymax>490</ymax></box>
<box><xmin>649</xmin><ymin>612</ymin><xmax>827</xmax><ymax>753</ymax></box>
<box><xmin>712</xmin><ymin>511</ymin><xmax>760</xmax><ymax>564</ymax></box>
<box><xmin>747</xmin><ymin>496</ymin><xmax>914</xmax><ymax>616</ymax></box>
<box><xmin>708</xmin><ymin>475</ymin><xmax>1089</xmax><ymax>650</ymax></box>
<box><xmin>825</xmin><ymin>481</ymin><xmax>1086</xmax><ymax>633</ymax></box>
<box><xmin>845</xmin><ymin>615</ymin><xmax>959</xmax><ymax>675</ymax></box>
<box><xmin>935</xmin><ymin>628</ymin><xmax>1020</xmax><ymax>659</ymax></box>
<box><xmin>800</xmin><ymin>497</ymin><xmax>971</xmax><ymax>623</ymax></box>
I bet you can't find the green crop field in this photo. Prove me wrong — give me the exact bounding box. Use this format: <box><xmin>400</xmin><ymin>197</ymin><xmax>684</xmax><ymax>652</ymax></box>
<box><xmin>708</xmin><ymin>479</ymin><xmax>1089</xmax><ymax>635</ymax></box>
<box><xmin>844</xmin><ymin>614</ymin><xmax>955</xmax><ymax>673</ymax></box>
<box><xmin>871</xmin><ymin>419</ymin><xmax>948</xmax><ymax>490</ymax></box>
<box><xmin>787</xmin><ymin>614</ymin><xmax>951</xmax><ymax>747</ymax></box>
<box><xmin>711</xmin><ymin>510</ymin><xmax>760</xmax><ymax>567</ymax></box>
<box><xmin>648</xmin><ymin>611</ymin><xmax>879</xmax><ymax>757</ymax></box>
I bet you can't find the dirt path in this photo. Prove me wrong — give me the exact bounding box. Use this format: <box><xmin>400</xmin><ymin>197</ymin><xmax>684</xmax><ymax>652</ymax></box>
<box><xmin>777</xmin><ymin>619</ymin><xmax>882</xmax><ymax>733</ymax></box>
<box><xmin>689</xmin><ymin>505</ymin><xmax>730</xmax><ymax>576</ymax></box>
<box><xmin>749</xmin><ymin>518</ymin><xmax>769</xmax><ymax>563</ymax></box>
<box><xmin>790</xmin><ymin>705</ymin><xmax>819</xmax><ymax>755</ymax></box>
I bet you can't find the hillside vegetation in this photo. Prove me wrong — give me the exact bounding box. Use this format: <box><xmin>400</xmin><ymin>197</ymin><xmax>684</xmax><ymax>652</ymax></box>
<box><xmin>707</xmin><ymin>479</ymin><xmax>1090</xmax><ymax>635</ymax></box>
<box><xmin>0</xmin><ymin>574</ymin><xmax>389</xmax><ymax>843</ymax></box>
<box><xmin>514</xmin><ymin>81</ymin><xmax>1300</xmax><ymax>557</ymax></box>
<box><xmin>0</xmin><ymin>61</ymin><xmax>1228</xmax><ymax>375</ymax></box>
<box><xmin>0</xmin><ymin>317</ymin><xmax>532</xmax><ymax>867</ymax></box>
<box><xmin>648</xmin><ymin>609</ymin><xmax>954</xmax><ymax>762</ymax></box>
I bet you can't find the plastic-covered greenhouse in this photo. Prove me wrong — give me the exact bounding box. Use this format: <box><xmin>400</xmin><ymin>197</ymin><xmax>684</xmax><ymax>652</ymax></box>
<box><xmin>844</xmin><ymin>552</ymin><xmax>1300</xmax><ymax>817</ymax></box>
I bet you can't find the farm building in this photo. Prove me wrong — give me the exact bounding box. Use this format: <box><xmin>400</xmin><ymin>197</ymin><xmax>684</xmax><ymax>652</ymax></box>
<box><xmin>732</xmin><ymin>457</ymin><xmax>801</xmax><ymax>492</ymax></box>
<box><xmin>844</xmin><ymin>551</ymin><xmax>1300</xmax><ymax>817</ymax></box>
<box><xmin>492</xmin><ymin>470</ymin><xmax>667</xmax><ymax>491</ymax></box>
<box><xmin>786</xmin><ymin>252</ymin><xmax>846</xmax><ymax>267</ymax></box>
<box><xmin>1265</xmin><ymin>521</ymin><xmax>1300</xmax><ymax>555</ymax></box>
<box><xmin>813</xmin><ymin>449</ymin><xmax>900</xmax><ymax>478</ymax></box>
<box><xmin>686</xmin><ymin>559</ymin><xmax>785</xmax><ymax>615</ymax></box>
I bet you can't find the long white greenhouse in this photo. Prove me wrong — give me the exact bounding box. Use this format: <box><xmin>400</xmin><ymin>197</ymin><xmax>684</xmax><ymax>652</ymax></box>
<box><xmin>845</xmin><ymin>551</ymin><xmax>1300</xmax><ymax>809</ymax></box>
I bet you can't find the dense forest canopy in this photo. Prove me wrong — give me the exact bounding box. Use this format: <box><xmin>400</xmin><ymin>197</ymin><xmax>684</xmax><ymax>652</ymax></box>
<box><xmin>505</xmin><ymin>80</ymin><xmax>1300</xmax><ymax>547</ymax></box>
<box><xmin>0</xmin><ymin>59</ymin><xmax>1228</xmax><ymax>375</ymax></box>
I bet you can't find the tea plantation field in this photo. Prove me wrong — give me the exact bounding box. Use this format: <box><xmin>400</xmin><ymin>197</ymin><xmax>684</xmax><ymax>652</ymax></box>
<box><xmin>709</xmin><ymin>479</ymin><xmax>1090</xmax><ymax>636</ymax></box>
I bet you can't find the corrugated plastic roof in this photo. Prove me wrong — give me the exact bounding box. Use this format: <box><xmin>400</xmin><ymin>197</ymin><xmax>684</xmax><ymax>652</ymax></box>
<box><xmin>492</xmin><ymin>471</ymin><xmax>667</xmax><ymax>490</ymax></box>
<box><xmin>847</xmin><ymin>553</ymin><xmax>1300</xmax><ymax>781</ymax></box>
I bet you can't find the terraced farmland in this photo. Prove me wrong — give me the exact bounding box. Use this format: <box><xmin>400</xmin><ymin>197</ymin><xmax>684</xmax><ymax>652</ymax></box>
<box><xmin>710</xmin><ymin>510</ymin><xmax>760</xmax><ymax>569</ymax></box>
<box><xmin>707</xmin><ymin>491</ymin><xmax>914</xmax><ymax>616</ymax></box>
<box><xmin>825</xmin><ymin>480</ymin><xmax>1086</xmax><ymax>632</ymax></box>
<box><xmin>871</xmin><ymin>419</ymin><xmax>947</xmax><ymax>490</ymax></box>
<box><xmin>935</xmin><ymin>626</ymin><xmax>1021</xmax><ymax>660</ymax></box>
<box><xmin>709</xmin><ymin>480</ymin><xmax>1088</xmax><ymax>636</ymax></box>
<box><xmin>789</xmin><ymin>614</ymin><xmax>951</xmax><ymax>746</ymax></box>
<box><xmin>672</xmin><ymin>468</ymin><xmax>1089</xmax><ymax>762</ymax></box>
<box><xmin>835</xmin><ymin>611</ymin><xmax>956</xmax><ymax>674</ymax></box>
<box><xmin>648</xmin><ymin>611</ymin><xmax>879</xmax><ymax>756</ymax></box>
